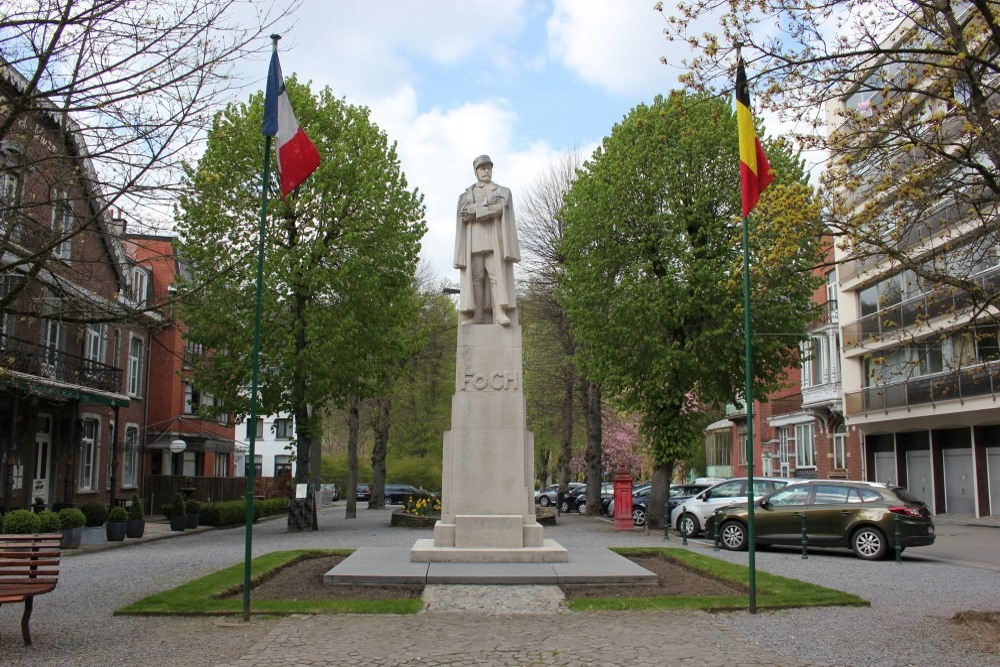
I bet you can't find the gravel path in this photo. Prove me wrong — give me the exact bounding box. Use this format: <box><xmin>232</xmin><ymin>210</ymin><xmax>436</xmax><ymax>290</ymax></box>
<box><xmin>0</xmin><ymin>506</ymin><xmax>996</xmax><ymax>666</ymax></box>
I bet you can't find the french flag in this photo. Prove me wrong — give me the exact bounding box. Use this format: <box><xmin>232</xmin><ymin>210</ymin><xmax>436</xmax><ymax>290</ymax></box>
<box><xmin>263</xmin><ymin>51</ymin><xmax>320</xmax><ymax>197</ymax></box>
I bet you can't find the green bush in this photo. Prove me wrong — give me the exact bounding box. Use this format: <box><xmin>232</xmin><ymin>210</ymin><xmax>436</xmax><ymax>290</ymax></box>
<box><xmin>128</xmin><ymin>495</ymin><xmax>144</xmax><ymax>520</ymax></box>
<box><xmin>37</xmin><ymin>510</ymin><xmax>61</xmax><ymax>532</ymax></box>
<box><xmin>2</xmin><ymin>509</ymin><xmax>41</xmax><ymax>534</ymax></box>
<box><xmin>80</xmin><ymin>502</ymin><xmax>108</xmax><ymax>527</ymax></box>
<box><xmin>185</xmin><ymin>499</ymin><xmax>201</xmax><ymax>514</ymax></box>
<box><xmin>173</xmin><ymin>493</ymin><xmax>186</xmax><ymax>517</ymax></box>
<box><xmin>197</xmin><ymin>498</ymin><xmax>288</xmax><ymax>527</ymax></box>
<box><xmin>59</xmin><ymin>507</ymin><xmax>86</xmax><ymax>529</ymax></box>
<box><xmin>199</xmin><ymin>503</ymin><xmax>220</xmax><ymax>525</ymax></box>
<box><xmin>108</xmin><ymin>506</ymin><xmax>128</xmax><ymax>522</ymax></box>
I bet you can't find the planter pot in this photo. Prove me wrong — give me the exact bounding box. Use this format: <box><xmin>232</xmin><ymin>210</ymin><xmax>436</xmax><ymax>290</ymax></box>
<box><xmin>186</xmin><ymin>513</ymin><xmax>200</xmax><ymax>529</ymax></box>
<box><xmin>80</xmin><ymin>526</ymin><xmax>105</xmax><ymax>546</ymax></box>
<box><xmin>169</xmin><ymin>514</ymin><xmax>187</xmax><ymax>531</ymax></box>
<box><xmin>60</xmin><ymin>526</ymin><xmax>82</xmax><ymax>549</ymax></box>
<box><xmin>125</xmin><ymin>518</ymin><xmax>145</xmax><ymax>538</ymax></box>
<box><xmin>106</xmin><ymin>521</ymin><xmax>127</xmax><ymax>542</ymax></box>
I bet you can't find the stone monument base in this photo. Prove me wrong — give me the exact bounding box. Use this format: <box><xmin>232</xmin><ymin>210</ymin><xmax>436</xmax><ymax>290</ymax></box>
<box><xmin>410</xmin><ymin>537</ymin><xmax>569</xmax><ymax>563</ymax></box>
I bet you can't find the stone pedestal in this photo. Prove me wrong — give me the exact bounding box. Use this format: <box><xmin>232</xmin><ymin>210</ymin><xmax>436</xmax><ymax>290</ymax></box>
<box><xmin>411</xmin><ymin>317</ymin><xmax>567</xmax><ymax>562</ymax></box>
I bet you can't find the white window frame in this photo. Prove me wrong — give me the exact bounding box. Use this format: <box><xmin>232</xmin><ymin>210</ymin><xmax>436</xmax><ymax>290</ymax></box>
<box><xmin>833</xmin><ymin>424</ymin><xmax>848</xmax><ymax>471</ymax></box>
<box><xmin>274</xmin><ymin>455</ymin><xmax>292</xmax><ymax>476</ymax></box>
<box><xmin>214</xmin><ymin>452</ymin><xmax>229</xmax><ymax>477</ymax></box>
<box><xmin>85</xmin><ymin>323</ymin><xmax>107</xmax><ymax>364</ymax></box>
<box><xmin>1</xmin><ymin>146</ymin><xmax>24</xmax><ymax>232</ymax></box>
<box><xmin>123</xmin><ymin>424</ymin><xmax>139</xmax><ymax>487</ymax></box>
<box><xmin>273</xmin><ymin>418</ymin><xmax>294</xmax><ymax>439</ymax></box>
<box><xmin>795</xmin><ymin>422</ymin><xmax>816</xmax><ymax>468</ymax></box>
<box><xmin>127</xmin><ymin>335</ymin><xmax>143</xmax><ymax>396</ymax></box>
<box><xmin>247</xmin><ymin>418</ymin><xmax>264</xmax><ymax>439</ymax></box>
<box><xmin>79</xmin><ymin>416</ymin><xmax>100</xmax><ymax>492</ymax></box>
<box><xmin>51</xmin><ymin>189</ymin><xmax>74</xmax><ymax>260</ymax></box>
<box><xmin>131</xmin><ymin>266</ymin><xmax>150</xmax><ymax>306</ymax></box>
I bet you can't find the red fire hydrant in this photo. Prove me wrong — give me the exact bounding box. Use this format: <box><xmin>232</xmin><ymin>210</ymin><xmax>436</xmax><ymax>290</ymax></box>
<box><xmin>613</xmin><ymin>470</ymin><xmax>633</xmax><ymax>531</ymax></box>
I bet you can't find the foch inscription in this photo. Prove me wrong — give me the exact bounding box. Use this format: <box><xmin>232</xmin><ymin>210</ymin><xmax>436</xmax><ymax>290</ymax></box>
<box><xmin>461</xmin><ymin>371</ymin><xmax>519</xmax><ymax>391</ymax></box>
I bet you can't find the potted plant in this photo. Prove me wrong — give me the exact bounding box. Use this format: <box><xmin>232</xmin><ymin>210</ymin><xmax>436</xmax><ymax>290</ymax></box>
<box><xmin>37</xmin><ymin>510</ymin><xmax>61</xmax><ymax>533</ymax></box>
<box><xmin>79</xmin><ymin>502</ymin><xmax>108</xmax><ymax>546</ymax></box>
<box><xmin>185</xmin><ymin>499</ymin><xmax>201</xmax><ymax>529</ymax></box>
<box><xmin>58</xmin><ymin>507</ymin><xmax>86</xmax><ymax>548</ymax></box>
<box><xmin>1</xmin><ymin>509</ymin><xmax>41</xmax><ymax>534</ymax></box>
<box><xmin>169</xmin><ymin>493</ymin><xmax>187</xmax><ymax>531</ymax></box>
<box><xmin>126</xmin><ymin>495</ymin><xmax>145</xmax><ymax>538</ymax></box>
<box><xmin>106</xmin><ymin>506</ymin><xmax>128</xmax><ymax>541</ymax></box>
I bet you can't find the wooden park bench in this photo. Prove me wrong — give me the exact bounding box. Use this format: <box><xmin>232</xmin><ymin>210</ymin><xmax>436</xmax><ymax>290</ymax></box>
<box><xmin>0</xmin><ymin>533</ymin><xmax>62</xmax><ymax>645</ymax></box>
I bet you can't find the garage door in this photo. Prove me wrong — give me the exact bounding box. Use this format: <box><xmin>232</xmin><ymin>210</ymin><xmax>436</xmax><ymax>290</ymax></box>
<box><xmin>989</xmin><ymin>447</ymin><xmax>1000</xmax><ymax>517</ymax></box>
<box><xmin>905</xmin><ymin>449</ymin><xmax>933</xmax><ymax>508</ymax></box>
<box><xmin>874</xmin><ymin>450</ymin><xmax>896</xmax><ymax>485</ymax></box>
<box><xmin>943</xmin><ymin>448</ymin><xmax>975</xmax><ymax>515</ymax></box>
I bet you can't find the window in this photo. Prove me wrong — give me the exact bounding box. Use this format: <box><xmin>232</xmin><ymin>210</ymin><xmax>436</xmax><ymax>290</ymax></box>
<box><xmin>737</xmin><ymin>430</ymin><xmax>747</xmax><ymax>466</ymax></box>
<box><xmin>803</xmin><ymin>336</ymin><xmax>828</xmax><ymax>387</ymax></box>
<box><xmin>85</xmin><ymin>323</ymin><xmax>107</xmax><ymax>364</ymax></box>
<box><xmin>768</xmin><ymin>485</ymin><xmax>811</xmax><ymax>506</ymax></box>
<box><xmin>795</xmin><ymin>422</ymin><xmax>816</xmax><ymax>468</ymax></box>
<box><xmin>184</xmin><ymin>384</ymin><xmax>199</xmax><ymax>415</ymax></box>
<box><xmin>214</xmin><ymin>452</ymin><xmax>229</xmax><ymax>477</ymax></box>
<box><xmin>0</xmin><ymin>273</ymin><xmax>14</xmax><ymax>339</ymax></box>
<box><xmin>252</xmin><ymin>455</ymin><xmax>262</xmax><ymax>477</ymax></box>
<box><xmin>274</xmin><ymin>455</ymin><xmax>292</xmax><ymax>476</ymax></box>
<box><xmin>182</xmin><ymin>451</ymin><xmax>198</xmax><ymax>476</ymax></box>
<box><xmin>51</xmin><ymin>190</ymin><xmax>74</xmax><ymax>259</ymax></box>
<box><xmin>707</xmin><ymin>480</ymin><xmax>743</xmax><ymax>499</ymax></box>
<box><xmin>706</xmin><ymin>430</ymin><xmax>731</xmax><ymax>467</ymax></box>
<box><xmin>42</xmin><ymin>319</ymin><xmax>62</xmax><ymax>373</ymax></box>
<box><xmin>246</xmin><ymin>418</ymin><xmax>264</xmax><ymax>439</ymax></box>
<box><xmin>778</xmin><ymin>427</ymin><xmax>793</xmax><ymax>467</ymax></box>
<box><xmin>833</xmin><ymin>424</ymin><xmax>848</xmax><ymax>470</ymax></box>
<box><xmin>813</xmin><ymin>485</ymin><xmax>851</xmax><ymax>504</ymax></box>
<box><xmin>123</xmin><ymin>425</ymin><xmax>139</xmax><ymax>487</ymax></box>
<box><xmin>273</xmin><ymin>418</ymin><xmax>294</xmax><ymax>439</ymax></box>
<box><xmin>127</xmin><ymin>336</ymin><xmax>143</xmax><ymax>396</ymax></box>
<box><xmin>79</xmin><ymin>417</ymin><xmax>99</xmax><ymax>491</ymax></box>
<box><xmin>0</xmin><ymin>146</ymin><xmax>24</xmax><ymax>231</ymax></box>
<box><xmin>131</xmin><ymin>266</ymin><xmax>149</xmax><ymax>305</ymax></box>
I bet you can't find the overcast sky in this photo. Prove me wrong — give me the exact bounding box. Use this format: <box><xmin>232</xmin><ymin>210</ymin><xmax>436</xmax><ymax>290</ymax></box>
<box><xmin>242</xmin><ymin>1</ymin><xmax>717</xmax><ymax>284</ymax></box>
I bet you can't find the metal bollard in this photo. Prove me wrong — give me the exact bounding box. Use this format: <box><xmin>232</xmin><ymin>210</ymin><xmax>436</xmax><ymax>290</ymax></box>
<box><xmin>800</xmin><ymin>512</ymin><xmax>808</xmax><ymax>559</ymax></box>
<box><xmin>663</xmin><ymin>500</ymin><xmax>670</xmax><ymax>541</ymax></box>
<box><xmin>894</xmin><ymin>513</ymin><xmax>902</xmax><ymax>564</ymax></box>
<box><xmin>681</xmin><ymin>504</ymin><xmax>688</xmax><ymax>546</ymax></box>
<box><xmin>713</xmin><ymin>508</ymin><xmax>721</xmax><ymax>551</ymax></box>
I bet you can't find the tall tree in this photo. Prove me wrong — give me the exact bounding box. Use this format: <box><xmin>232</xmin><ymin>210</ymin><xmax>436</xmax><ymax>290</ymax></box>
<box><xmin>558</xmin><ymin>91</ymin><xmax>823</xmax><ymax>526</ymax></box>
<box><xmin>175</xmin><ymin>78</ymin><xmax>425</xmax><ymax>529</ymax></box>
<box><xmin>1</xmin><ymin>1</ymin><xmax>293</xmax><ymax>324</ymax></box>
<box><xmin>658</xmin><ymin>1</ymin><xmax>1000</xmax><ymax>335</ymax></box>
<box><xmin>519</xmin><ymin>151</ymin><xmax>606</xmax><ymax>514</ymax></box>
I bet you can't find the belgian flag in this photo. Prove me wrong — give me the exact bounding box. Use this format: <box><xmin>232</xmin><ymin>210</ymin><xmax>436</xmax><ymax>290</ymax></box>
<box><xmin>736</xmin><ymin>58</ymin><xmax>774</xmax><ymax>217</ymax></box>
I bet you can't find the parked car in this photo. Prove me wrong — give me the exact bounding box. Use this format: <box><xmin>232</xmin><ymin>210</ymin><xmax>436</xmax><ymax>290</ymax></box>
<box><xmin>356</xmin><ymin>484</ymin><xmax>371</xmax><ymax>501</ymax></box>
<box><xmin>535</xmin><ymin>482</ymin><xmax>584</xmax><ymax>507</ymax></box>
<box><xmin>627</xmin><ymin>482</ymin><xmax>719</xmax><ymax>526</ymax></box>
<box><xmin>670</xmin><ymin>476</ymin><xmax>790</xmax><ymax>537</ymax></box>
<box><xmin>565</xmin><ymin>483</ymin><xmax>614</xmax><ymax>514</ymax></box>
<box><xmin>319</xmin><ymin>483</ymin><xmax>339</xmax><ymax>501</ymax></box>
<box><xmin>383</xmin><ymin>484</ymin><xmax>433</xmax><ymax>505</ymax></box>
<box><xmin>704</xmin><ymin>479</ymin><xmax>936</xmax><ymax>560</ymax></box>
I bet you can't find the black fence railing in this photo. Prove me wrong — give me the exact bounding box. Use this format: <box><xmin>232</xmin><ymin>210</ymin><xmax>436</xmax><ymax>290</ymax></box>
<box><xmin>845</xmin><ymin>361</ymin><xmax>1000</xmax><ymax>415</ymax></box>
<box><xmin>0</xmin><ymin>332</ymin><xmax>122</xmax><ymax>393</ymax></box>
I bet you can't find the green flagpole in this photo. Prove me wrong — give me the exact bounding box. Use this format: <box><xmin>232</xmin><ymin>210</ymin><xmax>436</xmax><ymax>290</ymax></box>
<box><xmin>243</xmin><ymin>33</ymin><xmax>280</xmax><ymax>622</ymax></box>
<box><xmin>736</xmin><ymin>43</ymin><xmax>757</xmax><ymax>615</ymax></box>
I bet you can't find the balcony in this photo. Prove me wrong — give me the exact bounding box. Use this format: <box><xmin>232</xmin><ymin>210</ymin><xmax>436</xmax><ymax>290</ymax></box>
<box><xmin>810</xmin><ymin>299</ymin><xmax>839</xmax><ymax>328</ymax></box>
<box><xmin>0</xmin><ymin>333</ymin><xmax>122</xmax><ymax>394</ymax></box>
<box><xmin>844</xmin><ymin>361</ymin><xmax>1000</xmax><ymax>415</ymax></box>
<box><xmin>842</xmin><ymin>265</ymin><xmax>1000</xmax><ymax>348</ymax></box>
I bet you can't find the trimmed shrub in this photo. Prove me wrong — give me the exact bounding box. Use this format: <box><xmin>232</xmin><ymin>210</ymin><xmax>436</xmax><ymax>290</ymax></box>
<box><xmin>108</xmin><ymin>506</ymin><xmax>128</xmax><ymax>523</ymax></box>
<box><xmin>37</xmin><ymin>510</ymin><xmax>61</xmax><ymax>532</ymax></box>
<box><xmin>80</xmin><ymin>502</ymin><xmax>108</xmax><ymax>527</ymax></box>
<box><xmin>185</xmin><ymin>499</ymin><xmax>201</xmax><ymax>515</ymax></box>
<box><xmin>59</xmin><ymin>507</ymin><xmax>86</xmax><ymax>529</ymax></box>
<box><xmin>2</xmin><ymin>509</ymin><xmax>41</xmax><ymax>534</ymax></box>
<box><xmin>128</xmin><ymin>495</ymin><xmax>144</xmax><ymax>520</ymax></box>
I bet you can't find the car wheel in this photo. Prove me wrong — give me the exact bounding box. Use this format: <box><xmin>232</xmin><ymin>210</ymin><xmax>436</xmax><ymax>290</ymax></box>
<box><xmin>719</xmin><ymin>521</ymin><xmax>748</xmax><ymax>551</ymax></box>
<box><xmin>632</xmin><ymin>507</ymin><xmax>646</xmax><ymax>526</ymax></box>
<box><xmin>577</xmin><ymin>501</ymin><xmax>586</xmax><ymax>515</ymax></box>
<box><xmin>539</xmin><ymin>496</ymin><xmax>551</xmax><ymax>507</ymax></box>
<box><xmin>560</xmin><ymin>500</ymin><xmax>571</xmax><ymax>513</ymax></box>
<box><xmin>852</xmin><ymin>526</ymin><xmax>887</xmax><ymax>560</ymax></box>
<box><xmin>678</xmin><ymin>513</ymin><xmax>699</xmax><ymax>537</ymax></box>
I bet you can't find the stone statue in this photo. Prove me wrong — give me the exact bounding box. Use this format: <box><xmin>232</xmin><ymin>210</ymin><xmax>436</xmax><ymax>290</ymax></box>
<box><xmin>454</xmin><ymin>154</ymin><xmax>519</xmax><ymax>326</ymax></box>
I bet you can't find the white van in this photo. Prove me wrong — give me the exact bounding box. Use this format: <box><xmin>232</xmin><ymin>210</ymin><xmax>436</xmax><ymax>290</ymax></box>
<box><xmin>669</xmin><ymin>476</ymin><xmax>790</xmax><ymax>537</ymax></box>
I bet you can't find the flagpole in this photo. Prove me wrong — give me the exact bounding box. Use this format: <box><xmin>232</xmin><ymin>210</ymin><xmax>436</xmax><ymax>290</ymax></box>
<box><xmin>243</xmin><ymin>32</ymin><xmax>280</xmax><ymax>623</ymax></box>
<box><xmin>736</xmin><ymin>43</ymin><xmax>758</xmax><ymax>615</ymax></box>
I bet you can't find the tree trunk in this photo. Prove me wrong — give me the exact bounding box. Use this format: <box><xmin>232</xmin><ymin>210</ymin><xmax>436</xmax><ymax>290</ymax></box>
<box><xmin>287</xmin><ymin>280</ymin><xmax>316</xmax><ymax>531</ymax></box>
<box><xmin>556</xmin><ymin>371</ymin><xmax>575</xmax><ymax>494</ymax></box>
<box><xmin>369</xmin><ymin>395</ymin><xmax>390</xmax><ymax>509</ymax></box>
<box><xmin>345</xmin><ymin>396</ymin><xmax>360</xmax><ymax>519</ymax></box>
<box><xmin>583</xmin><ymin>380</ymin><xmax>602</xmax><ymax>516</ymax></box>
<box><xmin>648</xmin><ymin>461</ymin><xmax>673</xmax><ymax>530</ymax></box>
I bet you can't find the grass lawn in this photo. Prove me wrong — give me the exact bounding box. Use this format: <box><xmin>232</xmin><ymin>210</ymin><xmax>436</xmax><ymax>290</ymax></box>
<box><xmin>565</xmin><ymin>547</ymin><xmax>869</xmax><ymax>612</ymax></box>
<box><xmin>116</xmin><ymin>549</ymin><xmax>423</xmax><ymax>616</ymax></box>
<box><xmin>116</xmin><ymin>546</ymin><xmax>867</xmax><ymax>616</ymax></box>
